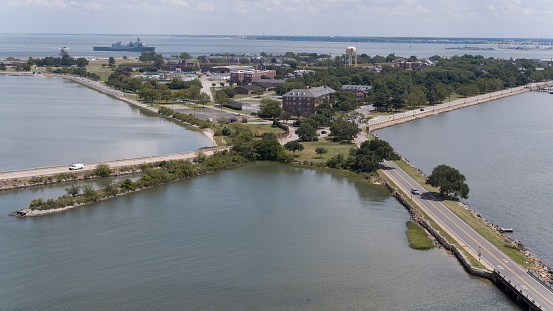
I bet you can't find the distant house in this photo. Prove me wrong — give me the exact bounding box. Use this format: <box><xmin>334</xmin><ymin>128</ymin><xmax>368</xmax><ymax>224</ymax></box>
<box><xmin>254</xmin><ymin>81</ymin><xmax>277</xmax><ymax>91</ymax></box>
<box><xmin>282</xmin><ymin>86</ymin><xmax>336</xmax><ymax>113</ymax></box>
<box><xmin>230</xmin><ymin>69</ymin><xmax>276</xmax><ymax>83</ymax></box>
<box><xmin>235</xmin><ymin>84</ymin><xmax>264</xmax><ymax>95</ymax></box>
<box><xmin>342</xmin><ymin>85</ymin><xmax>372</xmax><ymax>101</ymax></box>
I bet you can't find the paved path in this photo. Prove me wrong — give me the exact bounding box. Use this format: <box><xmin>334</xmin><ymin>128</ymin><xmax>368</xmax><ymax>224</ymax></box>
<box><xmin>381</xmin><ymin>159</ymin><xmax>553</xmax><ymax>310</ymax></box>
<box><xmin>1</xmin><ymin>147</ymin><xmax>230</xmax><ymax>181</ymax></box>
<box><xmin>366</xmin><ymin>82</ymin><xmax>553</xmax><ymax>131</ymax></box>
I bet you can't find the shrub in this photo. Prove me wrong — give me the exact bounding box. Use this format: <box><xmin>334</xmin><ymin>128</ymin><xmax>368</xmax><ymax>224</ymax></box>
<box><xmin>94</xmin><ymin>164</ymin><xmax>112</xmax><ymax>177</ymax></box>
<box><xmin>120</xmin><ymin>179</ymin><xmax>136</xmax><ymax>191</ymax></box>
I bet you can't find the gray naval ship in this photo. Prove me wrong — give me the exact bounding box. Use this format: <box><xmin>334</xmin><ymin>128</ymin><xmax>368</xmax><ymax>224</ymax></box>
<box><xmin>93</xmin><ymin>38</ymin><xmax>155</xmax><ymax>52</ymax></box>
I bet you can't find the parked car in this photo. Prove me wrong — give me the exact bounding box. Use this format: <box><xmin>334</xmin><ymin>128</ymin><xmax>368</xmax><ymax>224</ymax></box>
<box><xmin>69</xmin><ymin>163</ymin><xmax>84</xmax><ymax>170</ymax></box>
<box><xmin>411</xmin><ymin>189</ymin><xmax>420</xmax><ymax>195</ymax></box>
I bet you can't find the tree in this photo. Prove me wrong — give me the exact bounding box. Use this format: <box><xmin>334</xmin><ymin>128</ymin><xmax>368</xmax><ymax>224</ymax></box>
<box><xmin>76</xmin><ymin>57</ymin><xmax>89</xmax><ymax>68</ymax></box>
<box><xmin>426</xmin><ymin>164</ymin><xmax>470</xmax><ymax>199</ymax></box>
<box><xmin>179</xmin><ymin>52</ymin><xmax>191</xmax><ymax>59</ymax></box>
<box><xmin>258</xmin><ymin>98</ymin><xmax>283</xmax><ymax>119</ymax></box>
<box><xmin>315</xmin><ymin>147</ymin><xmax>328</xmax><ymax>158</ymax></box>
<box><xmin>284</xmin><ymin>141</ymin><xmax>304</xmax><ymax>156</ymax></box>
<box><xmin>406</xmin><ymin>86</ymin><xmax>427</xmax><ymax>108</ymax></box>
<box><xmin>196</xmin><ymin>92</ymin><xmax>210</xmax><ymax>107</ymax></box>
<box><xmin>0</xmin><ymin>63</ymin><xmax>6</xmax><ymax>71</ymax></box>
<box><xmin>329</xmin><ymin>116</ymin><xmax>360</xmax><ymax>142</ymax></box>
<box><xmin>349</xmin><ymin>139</ymin><xmax>399</xmax><ymax>173</ymax></box>
<box><xmin>161</xmin><ymin>90</ymin><xmax>173</xmax><ymax>103</ymax></box>
<box><xmin>108</xmin><ymin>56</ymin><xmax>116</xmax><ymax>67</ymax></box>
<box><xmin>296</xmin><ymin>121</ymin><xmax>317</xmax><ymax>142</ymax></box>
<box><xmin>280</xmin><ymin>111</ymin><xmax>292</xmax><ymax>124</ymax></box>
<box><xmin>214</xmin><ymin>90</ymin><xmax>229</xmax><ymax>108</ymax></box>
<box><xmin>65</xmin><ymin>185</ymin><xmax>81</xmax><ymax>197</ymax></box>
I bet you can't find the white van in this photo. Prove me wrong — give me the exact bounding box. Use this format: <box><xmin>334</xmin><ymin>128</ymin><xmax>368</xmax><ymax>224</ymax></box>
<box><xmin>69</xmin><ymin>163</ymin><xmax>84</xmax><ymax>170</ymax></box>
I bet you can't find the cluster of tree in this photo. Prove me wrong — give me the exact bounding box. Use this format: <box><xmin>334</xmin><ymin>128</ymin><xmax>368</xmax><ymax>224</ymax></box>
<box><xmin>273</xmin><ymin>54</ymin><xmax>553</xmax><ymax>113</ymax></box>
<box><xmin>231</xmin><ymin>131</ymin><xmax>293</xmax><ymax>163</ymax></box>
<box><xmin>158</xmin><ymin>106</ymin><xmax>212</xmax><ymax>129</ymax></box>
<box><xmin>258</xmin><ymin>98</ymin><xmax>283</xmax><ymax>119</ymax></box>
<box><xmin>325</xmin><ymin>139</ymin><xmax>399</xmax><ymax>173</ymax></box>
<box><xmin>28</xmin><ymin>50</ymin><xmax>89</xmax><ymax>68</ymax></box>
<box><xmin>48</xmin><ymin>66</ymin><xmax>100</xmax><ymax>80</ymax></box>
<box><xmin>138</xmin><ymin>51</ymin><xmax>164</xmax><ymax>69</ymax></box>
<box><xmin>167</xmin><ymin>77</ymin><xmax>202</xmax><ymax>90</ymax></box>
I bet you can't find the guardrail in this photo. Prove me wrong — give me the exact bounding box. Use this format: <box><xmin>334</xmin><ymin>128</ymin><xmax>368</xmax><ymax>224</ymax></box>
<box><xmin>528</xmin><ymin>269</ymin><xmax>553</xmax><ymax>295</ymax></box>
<box><xmin>495</xmin><ymin>269</ymin><xmax>547</xmax><ymax>311</ymax></box>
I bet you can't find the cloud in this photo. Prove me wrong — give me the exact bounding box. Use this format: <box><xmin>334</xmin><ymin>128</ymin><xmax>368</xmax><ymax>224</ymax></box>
<box><xmin>7</xmin><ymin>0</ymin><xmax>72</xmax><ymax>8</ymax></box>
<box><xmin>196</xmin><ymin>1</ymin><xmax>214</xmax><ymax>11</ymax></box>
<box><xmin>162</xmin><ymin>0</ymin><xmax>189</xmax><ymax>8</ymax></box>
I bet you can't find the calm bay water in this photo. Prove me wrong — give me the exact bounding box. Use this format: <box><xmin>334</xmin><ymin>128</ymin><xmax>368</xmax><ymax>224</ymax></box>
<box><xmin>0</xmin><ymin>74</ymin><xmax>212</xmax><ymax>171</ymax></box>
<box><xmin>375</xmin><ymin>91</ymin><xmax>553</xmax><ymax>268</ymax></box>
<box><xmin>2</xmin><ymin>33</ymin><xmax>553</xmax><ymax>60</ymax></box>
<box><xmin>0</xmin><ymin>164</ymin><xmax>519</xmax><ymax>310</ymax></box>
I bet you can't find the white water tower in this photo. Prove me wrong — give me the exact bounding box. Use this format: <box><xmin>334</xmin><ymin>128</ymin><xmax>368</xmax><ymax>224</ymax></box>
<box><xmin>346</xmin><ymin>46</ymin><xmax>357</xmax><ymax>66</ymax></box>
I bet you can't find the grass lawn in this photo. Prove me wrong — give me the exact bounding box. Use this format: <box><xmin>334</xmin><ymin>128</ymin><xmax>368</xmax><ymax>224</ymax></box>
<box><xmin>246</xmin><ymin>123</ymin><xmax>285</xmax><ymax>136</ymax></box>
<box><xmin>293</xmin><ymin>137</ymin><xmax>357</xmax><ymax>163</ymax></box>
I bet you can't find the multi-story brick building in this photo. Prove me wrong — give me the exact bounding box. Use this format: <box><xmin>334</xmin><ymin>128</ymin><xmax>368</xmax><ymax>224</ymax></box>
<box><xmin>230</xmin><ymin>69</ymin><xmax>276</xmax><ymax>83</ymax></box>
<box><xmin>341</xmin><ymin>85</ymin><xmax>372</xmax><ymax>101</ymax></box>
<box><xmin>282</xmin><ymin>86</ymin><xmax>335</xmax><ymax>113</ymax></box>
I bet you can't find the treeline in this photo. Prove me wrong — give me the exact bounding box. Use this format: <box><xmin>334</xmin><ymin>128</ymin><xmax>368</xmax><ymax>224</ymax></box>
<box><xmin>274</xmin><ymin>55</ymin><xmax>553</xmax><ymax>112</ymax></box>
<box><xmin>157</xmin><ymin>106</ymin><xmax>212</xmax><ymax>129</ymax></box>
<box><xmin>106</xmin><ymin>67</ymin><xmax>209</xmax><ymax>105</ymax></box>
<box><xmin>23</xmin><ymin>50</ymin><xmax>100</xmax><ymax>80</ymax></box>
<box><xmin>29</xmin><ymin>49</ymin><xmax>89</xmax><ymax>68</ymax></box>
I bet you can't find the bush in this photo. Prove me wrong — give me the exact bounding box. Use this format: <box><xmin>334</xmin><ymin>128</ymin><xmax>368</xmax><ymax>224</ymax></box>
<box><xmin>120</xmin><ymin>179</ymin><xmax>136</xmax><ymax>191</ymax></box>
<box><xmin>94</xmin><ymin>164</ymin><xmax>112</xmax><ymax>177</ymax></box>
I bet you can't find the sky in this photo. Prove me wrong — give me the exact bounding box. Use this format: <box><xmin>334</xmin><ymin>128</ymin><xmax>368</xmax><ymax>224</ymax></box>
<box><xmin>0</xmin><ymin>0</ymin><xmax>550</xmax><ymax>38</ymax></box>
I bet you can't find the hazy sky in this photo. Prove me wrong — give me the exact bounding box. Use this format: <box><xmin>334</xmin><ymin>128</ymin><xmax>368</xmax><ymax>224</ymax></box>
<box><xmin>0</xmin><ymin>0</ymin><xmax>549</xmax><ymax>38</ymax></box>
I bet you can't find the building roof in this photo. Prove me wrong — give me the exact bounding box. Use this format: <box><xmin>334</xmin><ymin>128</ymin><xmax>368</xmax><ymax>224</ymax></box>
<box><xmin>254</xmin><ymin>82</ymin><xmax>276</xmax><ymax>88</ymax></box>
<box><xmin>342</xmin><ymin>85</ymin><xmax>372</xmax><ymax>92</ymax></box>
<box><xmin>283</xmin><ymin>86</ymin><xmax>335</xmax><ymax>98</ymax></box>
<box><xmin>236</xmin><ymin>84</ymin><xmax>263</xmax><ymax>91</ymax></box>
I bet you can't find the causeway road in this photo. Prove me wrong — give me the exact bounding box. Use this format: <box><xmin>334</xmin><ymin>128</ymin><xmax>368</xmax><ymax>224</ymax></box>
<box><xmin>381</xmin><ymin>160</ymin><xmax>553</xmax><ymax>310</ymax></box>
<box><xmin>1</xmin><ymin>147</ymin><xmax>230</xmax><ymax>181</ymax></box>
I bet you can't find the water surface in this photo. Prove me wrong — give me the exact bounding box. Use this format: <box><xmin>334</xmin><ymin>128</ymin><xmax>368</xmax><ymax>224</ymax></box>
<box><xmin>375</xmin><ymin>91</ymin><xmax>553</xmax><ymax>267</ymax></box>
<box><xmin>0</xmin><ymin>75</ymin><xmax>212</xmax><ymax>171</ymax></box>
<box><xmin>0</xmin><ymin>164</ymin><xmax>519</xmax><ymax>310</ymax></box>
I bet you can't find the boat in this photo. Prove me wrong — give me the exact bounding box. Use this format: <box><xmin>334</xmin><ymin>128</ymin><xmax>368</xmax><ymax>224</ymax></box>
<box><xmin>93</xmin><ymin>38</ymin><xmax>155</xmax><ymax>52</ymax></box>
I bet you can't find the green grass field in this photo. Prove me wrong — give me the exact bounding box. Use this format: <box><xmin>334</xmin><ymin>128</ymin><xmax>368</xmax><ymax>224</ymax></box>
<box><xmin>292</xmin><ymin>137</ymin><xmax>357</xmax><ymax>163</ymax></box>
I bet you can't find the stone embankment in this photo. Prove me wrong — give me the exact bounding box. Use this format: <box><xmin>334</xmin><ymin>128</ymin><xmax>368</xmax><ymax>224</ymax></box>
<box><xmin>381</xmin><ymin>178</ymin><xmax>495</xmax><ymax>279</ymax></box>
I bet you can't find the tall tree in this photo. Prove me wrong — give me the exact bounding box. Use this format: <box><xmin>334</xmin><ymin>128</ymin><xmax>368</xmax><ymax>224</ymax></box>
<box><xmin>426</xmin><ymin>164</ymin><xmax>470</xmax><ymax>199</ymax></box>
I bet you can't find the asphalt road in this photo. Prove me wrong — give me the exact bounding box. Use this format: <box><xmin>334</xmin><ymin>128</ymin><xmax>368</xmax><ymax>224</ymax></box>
<box><xmin>381</xmin><ymin>160</ymin><xmax>553</xmax><ymax>310</ymax></box>
<box><xmin>1</xmin><ymin>147</ymin><xmax>227</xmax><ymax>181</ymax></box>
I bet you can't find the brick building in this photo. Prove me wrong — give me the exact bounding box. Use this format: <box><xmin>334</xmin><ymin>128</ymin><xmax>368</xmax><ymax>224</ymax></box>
<box><xmin>341</xmin><ymin>85</ymin><xmax>372</xmax><ymax>101</ymax></box>
<box><xmin>282</xmin><ymin>86</ymin><xmax>335</xmax><ymax>113</ymax></box>
<box><xmin>230</xmin><ymin>69</ymin><xmax>276</xmax><ymax>83</ymax></box>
